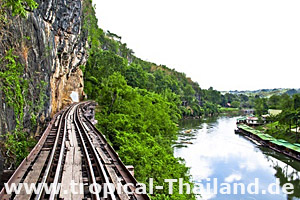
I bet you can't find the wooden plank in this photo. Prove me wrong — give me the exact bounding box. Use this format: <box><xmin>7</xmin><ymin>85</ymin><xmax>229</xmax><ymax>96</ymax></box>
<box><xmin>14</xmin><ymin>151</ymin><xmax>50</xmax><ymax>200</ymax></box>
<box><xmin>96</xmin><ymin>147</ymin><xmax>111</xmax><ymax>164</ymax></box>
<box><xmin>72</xmin><ymin>147</ymin><xmax>83</xmax><ymax>199</ymax></box>
<box><xmin>59</xmin><ymin>125</ymin><xmax>83</xmax><ymax>199</ymax></box>
<box><xmin>59</xmin><ymin>147</ymin><xmax>74</xmax><ymax>199</ymax></box>
<box><xmin>68</xmin><ymin>129</ymin><xmax>74</xmax><ymax>147</ymax></box>
<box><xmin>106</xmin><ymin>165</ymin><xmax>130</xmax><ymax>200</ymax></box>
<box><xmin>71</xmin><ymin>125</ymin><xmax>78</xmax><ymax>147</ymax></box>
<box><xmin>66</xmin><ymin>141</ymin><xmax>71</xmax><ymax>148</ymax></box>
<box><xmin>73</xmin><ymin>147</ymin><xmax>82</xmax><ymax>166</ymax></box>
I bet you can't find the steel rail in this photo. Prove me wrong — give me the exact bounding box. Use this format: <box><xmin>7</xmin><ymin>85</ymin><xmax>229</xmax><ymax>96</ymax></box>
<box><xmin>48</xmin><ymin>104</ymin><xmax>78</xmax><ymax>200</ymax></box>
<box><xmin>34</xmin><ymin>103</ymin><xmax>76</xmax><ymax>200</ymax></box>
<box><xmin>0</xmin><ymin>107</ymin><xmax>67</xmax><ymax>200</ymax></box>
<box><xmin>73</xmin><ymin>108</ymin><xmax>101</xmax><ymax>200</ymax></box>
<box><xmin>75</xmin><ymin>103</ymin><xmax>117</xmax><ymax>200</ymax></box>
<box><xmin>1</xmin><ymin>101</ymin><xmax>150</xmax><ymax>200</ymax></box>
<box><xmin>81</xmin><ymin>109</ymin><xmax>150</xmax><ymax>200</ymax></box>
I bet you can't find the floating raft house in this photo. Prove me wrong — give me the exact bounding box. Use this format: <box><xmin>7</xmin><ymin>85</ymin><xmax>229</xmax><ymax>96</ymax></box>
<box><xmin>237</xmin><ymin>124</ymin><xmax>300</xmax><ymax>154</ymax></box>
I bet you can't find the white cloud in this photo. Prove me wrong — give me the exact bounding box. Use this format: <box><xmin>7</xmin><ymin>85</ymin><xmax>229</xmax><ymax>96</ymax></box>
<box><xmin>224</xmin><ymin>173</ymin><xmax>242</xmax><ymax>183</ymax></box>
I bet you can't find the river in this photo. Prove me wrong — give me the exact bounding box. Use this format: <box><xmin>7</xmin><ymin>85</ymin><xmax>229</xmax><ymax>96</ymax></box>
<box><xmin>174</xmin><ymin>116</ymin><xmax>300</xmax><ymax>200</ymax></box>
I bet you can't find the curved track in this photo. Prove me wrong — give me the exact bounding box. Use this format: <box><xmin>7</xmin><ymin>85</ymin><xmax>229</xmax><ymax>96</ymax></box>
<box><xmin>0</xmin><ymin>102</ymin><xmax>150</xmax><ymax>200</ymax></box>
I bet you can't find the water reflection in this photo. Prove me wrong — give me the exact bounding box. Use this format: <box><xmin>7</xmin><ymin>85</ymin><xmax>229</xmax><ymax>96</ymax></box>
<box><xmin>174</xmin><ymin>116</ymin><xmax>300</xmax><ymax>200</ymax></box>
<box><xmin>262</xmin><ymin>147</ymin><xmax>300</xmax><ymax>199</ymax></box>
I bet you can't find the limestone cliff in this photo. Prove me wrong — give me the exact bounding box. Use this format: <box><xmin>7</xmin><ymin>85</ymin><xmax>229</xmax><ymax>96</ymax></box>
<box><xmin>0</xmin><ymin>0</ymin><xmax>87</xmax><ymax>137</ymax></box>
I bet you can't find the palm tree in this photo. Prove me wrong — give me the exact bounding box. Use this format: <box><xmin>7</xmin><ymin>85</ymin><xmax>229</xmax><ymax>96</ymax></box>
<box><xmin>292</xmin><ymin>109</ymin><xmax>300</xmax><ymax>141</ymax></box>
<box><xmin>279</xmin><ymin>110</ymin><xmax>294</xmax><ymax>133</ymax></box>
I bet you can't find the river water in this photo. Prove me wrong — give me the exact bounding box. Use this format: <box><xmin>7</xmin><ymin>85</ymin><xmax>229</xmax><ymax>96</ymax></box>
<box><xmin>174</xmin><ymin>116</ymin><xmax>300</xmax><ymax>200</ymax></box>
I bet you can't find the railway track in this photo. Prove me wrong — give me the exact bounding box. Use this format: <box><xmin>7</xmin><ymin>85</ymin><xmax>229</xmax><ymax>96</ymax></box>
<box><xmin>0</xmin><ymin>102</ymin><xmax>150</xmax><ymax>200</ymax></box>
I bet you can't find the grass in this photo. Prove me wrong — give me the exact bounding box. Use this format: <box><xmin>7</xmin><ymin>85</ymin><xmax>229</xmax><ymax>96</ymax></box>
<box><xmin>255</xmin><ymin>122</ymin><xmax>300</xmax><ymax>144</ymax></box>
<box><xmin>219</xmin><ymin>107</ymin><xmax>240</xmax><ymax>112</ymax></box>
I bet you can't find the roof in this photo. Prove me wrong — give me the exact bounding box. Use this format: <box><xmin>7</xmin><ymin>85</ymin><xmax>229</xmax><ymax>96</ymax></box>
<box><xmin>237</xmin><ymin>117</ymin><xmax>247</xmax><ymax>121</ymax></box>
<box><xmin>238</xmin><ymin>124</ymin><xmax>300</xmax><ymax>153</ymax></box>
<box><xmin>268</xmin><ymin>109</ymin><xmax>282</xmax><ymax>116</ymax></box>
<box><xmin>270</xmin><ymin>140</ymin><xmax>285</xmax><ymax>146</ymax></box>
<box><xmin>294</xmin><ymin>143</ymin><xmax>300</xmax><ymax>148</ymax></box>
<box><xmin>247</xmin><ymin>117</ymin><xmax>258</xmax><ymax>120</ymax></box>
<box><xmin>257</xmin><ymin>134</ymin><xmax>274</xmax><ymax>141</ymax></box>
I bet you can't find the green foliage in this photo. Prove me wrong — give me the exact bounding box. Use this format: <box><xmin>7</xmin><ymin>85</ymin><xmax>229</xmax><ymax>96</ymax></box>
<box><xmin>95</xmin><ymin>73</ymin><xmax>194</xmax><ymax>199</ymax></box>
<box><xmin>204</xmin><ymin>87</ymin><xmax>222</xmax><ymax>105</ymax></box>
<box><xmin>28</xmin><ymin>80</ymin><xmax>48</xmax><ymax>126</ymax></box>
<box><xmin>5</xmin><ymin>129</ymin><xmax>36</xmax><ymax>165</ymax></box>
<box><xmin>254</xmin><ymin>97</ymin><xmax>268</xmax><ymax>115</ymax></box>
<box><xmin>2</xmin><ymin>0</ymin><xmax>38</xmax><ymax>17</ymax></box>
<box><xmin>219</xmin><ymin>107</ymin><xmax>239</xmax><ymax>112</ymax></box>
<box><xmin>0</xmin><ymin>0</ymin><xmax>39</xmax><ymax>166</ymax></box>
<box><xmin>0</xmin><ymin>49</ymin><xmax>37</xmax><ymax>165</ymax></box>
<box><xmin>231</xmin><ymin>101</ymin><xmax>241</xmax><ymax>108</ymax></box>
<box><xmin>254</xmin><ymin>93</ymin><xmax>300</xmax><ymax>143</ymax></box>
<box><xmin>0</xmin><ymin>49</ymin><xmax>26</xmax><ymax>125</ymax></box>
<box><xmin>82</xmin><ymin>0</ymin><xmax>103</xmax><ymax>53</ymax></box>
<box><xmin>293</xmin><ymin>94</ymin><xmax>300</xmax><ymax>110</ymax></box>
<box><xmin>279</xmin><ymin>94</ymin><xmax>293</xmax><ymax>110</ymax></box>
<box><xmin>267</xmin><ymin>95</ymin><xmax>281</xmax><ymax>109</ymax></box>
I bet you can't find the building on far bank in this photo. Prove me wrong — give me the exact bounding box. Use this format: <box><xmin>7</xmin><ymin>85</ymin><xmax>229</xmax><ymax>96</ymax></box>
<box><xmin>268</xmin><ymin>109</ymin><xmax>282</xmax><ymax>116</ymax></box>
<box><xmin>246</xmin><ymin>116</ymin><xmax>259</xmax><ymax>125</ymax></box>
<box><xmin>242</xmin><ymin>109</ymin><xmax>255</xmax><ymax>115</ymax></box>
<box><xmin>261</xmin><ymin>109</ymin><xmax>282</xmax><ymax>120</ymax></box>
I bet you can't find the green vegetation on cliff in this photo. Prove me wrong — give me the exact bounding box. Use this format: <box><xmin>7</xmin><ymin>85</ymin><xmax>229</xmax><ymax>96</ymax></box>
<box><xmin>1</xmin><ymin>0</ymin><xmax>37</xmax><ymax>17</ymax></box>
<box><xmin>0</xmin><ymin>49</ymin><xmax>35</xmax><ymax>165</ymax></box>
<box><xmin>82</xmin><ymin>1</ymin><xmax>224</xmax><ymax>118</ymax></box>
<box><xmin>1</xmin><ymin>1</ymin><xmax>48</xmax><ymax>166</ymax></box>
<box><xmin>82</xmin><ymin>1</ymin><xmax>197</xmax><ymax>199</ymax></box>
<box><xmin>0</xmin><ymin>49</ymin><xmax>42</xmax><ymax>166</ymax></box>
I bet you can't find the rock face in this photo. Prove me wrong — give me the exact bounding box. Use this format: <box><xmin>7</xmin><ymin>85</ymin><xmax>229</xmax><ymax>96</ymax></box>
<box><xmin>0</xmin><ymin>0</ymin><xmax>87</xmax><ymax>136</ymax></box>
<box><xmin>38</xmin><ymin>0</ymin><xmax>87</xmax><ymax>116</ymax></box>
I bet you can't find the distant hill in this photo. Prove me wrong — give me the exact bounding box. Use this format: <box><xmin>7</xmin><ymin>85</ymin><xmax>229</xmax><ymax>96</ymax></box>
<box><xmin>224</xmin><ymin>88</ymin><xmax>300</xmax><ymax>98</ymax></box>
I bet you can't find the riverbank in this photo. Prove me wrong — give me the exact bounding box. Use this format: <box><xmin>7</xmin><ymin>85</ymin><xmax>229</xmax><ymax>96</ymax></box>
<box><xmin>236</xmin><ymin>124</ymin><xmax>300</xmax><ymax>161</ymax></box>
<box><xmin>219</xmin><ymin>107</ymin><xmax>240</xmax><ymax>113</ymax></box>
<box><xmin>181</xmin><ymin>108</ymin><xmax>241</xmax><ymax>120</ymax></box>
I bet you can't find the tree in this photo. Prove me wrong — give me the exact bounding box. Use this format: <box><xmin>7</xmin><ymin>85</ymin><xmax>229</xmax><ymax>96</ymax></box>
<box><xmin>254</xmin><ymin>98</ymin><xmax>268</xmax><ymax>116</ymax></box>
<box><xmin>293</xmin><ymin>94</ymin><xmax>300</xmax><ymax>110</ymax></box>
<box><xmin>231</xmin><ymin>101</ymin><xmax>241</xmax><ymax>108</ymax></box>
<box><xmin>239</xmin><ymin>94</ymin><xmax>249</xmax><ymax>102</ymax></box>
<box><xmin>290</xmin><ymin>109</ymin><xmax>300</xmax><ymax>140</ymax></box>
<box><xmin>94</xmin><ymin>73</ymin><xmax>195</xmax><ymax>199</ymax></box>
<box><xmin>279</xmin><ymin>110</ymin><xmax>294</xmax><ymax>134</ymax></box>
<box><xmin>280</xmin><ymin>94</ymin><xmax>293</xmax><ymax>110</ymax></box>
<box><xmin>268</xmin><ymin>95</ymin><xmax>281</xmax><ymax>109</ymax></box>
<box><xmin>204</xmin><ymin>87</ymin><xmax>222</xmax><ymax>105</ymax></box>
<box><xmin>124</xmin><ymin>64</ymin><xmax>148</xmax><ymax>89</ymax></box>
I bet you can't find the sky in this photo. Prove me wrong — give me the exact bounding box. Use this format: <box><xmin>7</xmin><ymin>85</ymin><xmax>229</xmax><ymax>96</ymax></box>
<box><xmin>94</xmin><ymin>0</ymin><xmax>300</xmax><ymax>91</ymax></box>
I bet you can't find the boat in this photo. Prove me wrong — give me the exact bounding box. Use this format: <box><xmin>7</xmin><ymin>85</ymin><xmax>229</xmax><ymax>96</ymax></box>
<box><xmin>185</xmin><ymin>129</ymin><xmax>192</xmax><ymax>133</ymax></box>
